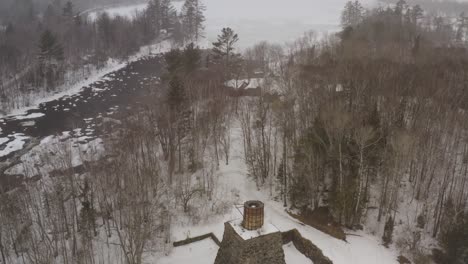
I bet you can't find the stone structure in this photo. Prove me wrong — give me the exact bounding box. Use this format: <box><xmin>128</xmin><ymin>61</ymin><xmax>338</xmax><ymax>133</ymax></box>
<box><xmin>243</xmin><ymin>200</ymin><xmax>264</xmax><ymax>230</ymax></box>
<box><xmin>214</xmin><ymin>222</ymin><xmax>286</xmax><ymax>264</ymax></box>
<box><xmin>215</xmin><ymin>201</ymin><xmax>333</xmax><ymax>264</ymax></box>
<box><xmin>281</xmin><ymin>229</ymin><xmax>333</xmax><ymax>264</ymax></box>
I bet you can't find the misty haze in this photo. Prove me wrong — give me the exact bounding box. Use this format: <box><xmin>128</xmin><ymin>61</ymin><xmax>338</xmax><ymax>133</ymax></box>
<box><xmin>0</xmin><ymin>0</ymin><xmax>468</xmax><ymax>264</ymax></box>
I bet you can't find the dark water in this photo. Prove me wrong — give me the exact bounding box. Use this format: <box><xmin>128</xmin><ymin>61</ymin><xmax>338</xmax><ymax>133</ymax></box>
<box><xmin>0</xmin><ymin>55</ymin><xmax>165</xmax><ymax>162</ymax></box>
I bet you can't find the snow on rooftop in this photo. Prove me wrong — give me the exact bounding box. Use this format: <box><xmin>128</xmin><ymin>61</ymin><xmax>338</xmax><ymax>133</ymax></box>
<box><xmin>230</xmin><ymin>219</ymin><xmax>279</xmax><ymax>240</ymax></box>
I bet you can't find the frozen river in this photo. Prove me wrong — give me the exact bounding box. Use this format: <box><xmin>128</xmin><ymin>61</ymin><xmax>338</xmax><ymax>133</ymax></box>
<box><xmin>90</xmin><ymin>0</ymin><xmax>377</xmax><ymax>48</ymax></box>
<box><xmin>202</xmin><ymin>0</ymin><xmax>376</xmax><ymax>48</ymax></box>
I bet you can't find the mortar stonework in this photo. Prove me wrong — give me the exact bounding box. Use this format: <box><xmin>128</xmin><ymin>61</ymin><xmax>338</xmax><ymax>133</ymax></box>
<box><xmin>214</xmin><ymin>222</ymin><xmax>286</xmax><ymax>264</ymax></box>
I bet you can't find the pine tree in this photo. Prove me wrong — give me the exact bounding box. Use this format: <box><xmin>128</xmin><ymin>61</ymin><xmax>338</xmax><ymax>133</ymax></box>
<box><xmin>147</xmin><ymin>0</ymin><xmax>162</xmax><ymax>33</ymax></box>
<box><xmin>394</xmin><ymin>0</ymin><xmax>407</xmax><ymax>21</ymax></box>
<box><xmin>410</xmin><ymin>4</ymin><xmax>423</xmax><ymax>25</ymax></box>
<box><xmin>62</xmin><ymin>1</ymin><xmax>73</xmax><ymax>18</ymax></box>
<box><xmin>161</xmin><ymin>0</ymin><xmax>177</xmax><ymax>31</ymax></box>
<box><xmin>341</xmin><ymin>1</ymin><xmax>364</xmax><ymax>28</ymax></box>
<box><xmin>38</xmin><ymin>30</ymin><xmax>64</xmax><ymax>66</ymax></box>
<box><xmin>38</xmin><ymin>29</ymin><xmax>64</xmax><ymax>90</ymax></box>
<box><xmin>382</xmin><ymin>216</ymin><xmax>394</xmax><ymax>247</ymax></box>
<box><xmin>164</xmin><ymin>48</ymin><xmax>183</xmax><ymax>75</ymax></box>
<box><xmin>147</xmin><ymin>0</ymin><xmax>176</xmax><ymax>35</ymax></box>
<box><xmin>167</xmin><ymin>75</ymin><xmax>186</xmax><ymax>111</ymax></box>
<box><xmin>456</xmin><ymin>12</ymin><xmax>468</xmax><ymax>42</ymax></box>
<box><xmin>182</xmin><ymin>43</ymin><xmax>201</xmax><ymax>74</ymax></box>
<box><xmin>181</xmin><ymin>0</ymin><xmax>206</xmax><ymax>41</ymax></box>
<box><xmin>212</xmin><ymin>27</ymin><xmax>240</xmax><ymax>79</ymax></box>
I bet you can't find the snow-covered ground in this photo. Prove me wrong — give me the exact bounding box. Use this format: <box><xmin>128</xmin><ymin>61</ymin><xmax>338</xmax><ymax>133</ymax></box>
<box><xmin>160</xmin><ymin>122</ymin><xmax>400</xmax><ymax>264</ymax></box>
<box><xmin>4</xmin><ymin>132</ymin><xmax>104</xmax><ymax>177</ymax></box>
<box><xmin>157</xmin><ymin>239</ymin><xmax>218</xmax><ymax>264</ymax></box>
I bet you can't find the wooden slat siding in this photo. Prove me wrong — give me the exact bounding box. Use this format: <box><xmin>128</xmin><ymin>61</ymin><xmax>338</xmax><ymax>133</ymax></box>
<box><xmin>243</xmin><ymin>201</ymin><xmax>264</xmax><ymax>230</ymax></box>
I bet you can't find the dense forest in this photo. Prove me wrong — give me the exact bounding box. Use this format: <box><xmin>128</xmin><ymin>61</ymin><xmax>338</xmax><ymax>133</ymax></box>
<box><xmin>240</xmin><ymin>1</ymin><xmax>468</xmax><ymax>262</ymax></box>
<box><xmin>380</xmin><ymin>0</ymin><xmax>468</xmax><ymax>16</ymax></box>
<box><xmin>2</xmin><ymin>0</ymin><xmax>468</xmax><ymax>263</ymax></box>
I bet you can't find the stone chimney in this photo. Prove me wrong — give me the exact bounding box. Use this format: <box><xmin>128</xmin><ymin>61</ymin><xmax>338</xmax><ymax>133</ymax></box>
<box><xmin>243</xmin><ymin>200</ymin><xmax>264</xmax><ymax>230</ymax></box>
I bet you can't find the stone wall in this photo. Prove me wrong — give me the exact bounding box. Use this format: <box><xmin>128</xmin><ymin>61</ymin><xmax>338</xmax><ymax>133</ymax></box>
<box><xmin>281</xmin><ymin>229</ymin><xmax>333</xmax><ymax>264</ymax></box>
<box><xmin>173</xmin><ymin>232</ymin><xmax>220</xmax><ymax>247</ymax></box>
<box><xmin>215</xmin><ymin>222</ymin><xmax>286</xmax><ymax>264</ymax></box>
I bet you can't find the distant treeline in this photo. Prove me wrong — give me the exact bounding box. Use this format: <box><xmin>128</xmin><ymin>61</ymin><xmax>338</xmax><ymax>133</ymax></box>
<box><xmin>0</xmin><ymin>0</ymin><xmax>149</xmax><ymax>21</ymax></box>
<box><xmin>380</xmin><ymin>0</ymin><xmax>468</xmax><ymax>15</ymax></box>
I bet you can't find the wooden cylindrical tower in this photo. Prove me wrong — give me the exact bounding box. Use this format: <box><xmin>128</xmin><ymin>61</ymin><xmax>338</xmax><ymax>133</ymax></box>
<box><xmin>243</xmin><ymin>200</ymin><xmax>264</xmax><ymax>230</ymax></box>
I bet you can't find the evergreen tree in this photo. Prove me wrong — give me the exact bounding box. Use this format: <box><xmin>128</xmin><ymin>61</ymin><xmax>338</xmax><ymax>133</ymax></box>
<box><xmin>341</xmin><ymin>1</ymin><xmax>364</xmax><ymax>28</ymax></box>
<box><xmin>410</xmin><ymin>4</ymin><xmax>423</xmax><ymax>25</ymax></box>
<box><xmin>440</xmin><ymin>213</ymin><xmax>468</xmax><ymax>264</ymax></box>
<box><xmin>164</xmin><ymin>48</ymin><xmax>183</xmax><ymax>75</ymax></box>
<box><xmin>38</xmin><ymin>29</ymin><xmax>64</xmax><ymax>65</ymax></box>
<box><xmin>394</xmin><ymin>0</ymin><xmax>408</xmax><ymax>17</ymax></box>
<box><xmin>147</xmin><ymin>0</ymin><xmax>162</xmax><ymax>33</ymax></box>
<box><xmin>456</xmin><ymin>12</ymin><xmax>468</xmax><ymax>42</ymax></box>
<box><xmin>182</xmin><ymin>43</ymin><xmax>201</xmax><ymax>74</ymax></box>
<box><xmin>212</xmin><ymin>27</ymin><xmax>240</xmax><ymax>79</ymax></box>
<box><xmin>167</xmin><ymin>75</ymin><xmax>186</xmax><ymax>112</ymax></box>
<box><xmin>382</xmin><ymin>216</ymin><xmax>394</xmax><ymax>247</ymax></box>
<box><xmin>62</xmin><ymin>1</ymin><xmax>73</xmax><ymax>18</ymax></box>
<box><xmin>147</xmin><ymin>0</ymin><xmax>176</xmax><ymax>34</ymax></box>
<box><xmin>181</xmin><ymin>0</ymin><xmax>206</xmax><ymax>41</ymax></box>
<box><xmin>160</xmin><ymin>0</ymin><xmax>177</xmax><ymax>31</ymax></box>
<box><xmin>38</xmin><ymin>29</ymin><xmax>64</xmax><ymax>90</ymax></box>
<box><xmin>97</xmin><ymin>12</ymin><xmax>113</xmax><ymax>51</ymax></box>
